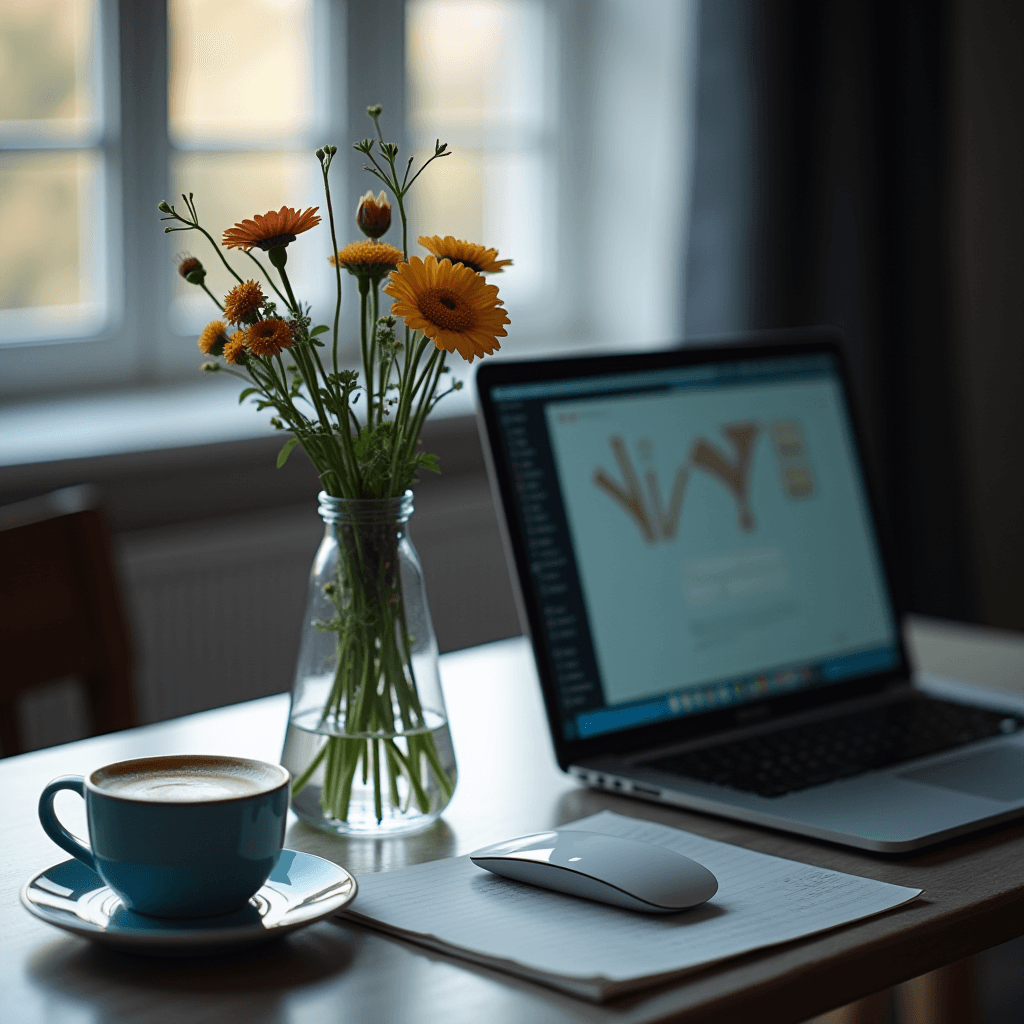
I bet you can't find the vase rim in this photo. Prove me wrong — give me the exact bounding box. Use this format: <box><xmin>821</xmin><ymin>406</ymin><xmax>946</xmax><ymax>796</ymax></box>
<box><xmin>317</xmin><ymin>490</ymin><xmax>414</xmax><ymax>523</ymax></box>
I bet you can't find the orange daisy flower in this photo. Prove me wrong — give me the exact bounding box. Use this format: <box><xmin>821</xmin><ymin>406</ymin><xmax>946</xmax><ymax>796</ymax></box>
<box><xmin>384</xmin><ymin>256</ymin><xmax>509</xmax><ymax>362</ymax></box>
<box><xmin>330</xmin><ymin>240</ymin><xmax>405</xmax><ymax>282</ymax></box>
<box><xmin>222</xmin><ymin>206</ymin><xmax>321</xmax><ymax>251</ymax></box>
<box><xmin>223</xmin><ymin>280</ymin><xmax>265</xmax><ymax>324</ymax></box>
<box><xmin>198</xmin><ymin>319</ymin><xmax>228</xmax><ymax>356</ymax></box>
<box><xmin>418</xmin><ymin>235</ymin><xmax>512</xmax><ymax>274</ymax></box>
<box><xmin>244</xmin><ymin>318</ymin><xmax>294</xmax><ymax>358</ymax></box>
<box><xmin>223</xmin><ymin>333</ymin><xmax>248</xmax><ymax>364</ymax></box>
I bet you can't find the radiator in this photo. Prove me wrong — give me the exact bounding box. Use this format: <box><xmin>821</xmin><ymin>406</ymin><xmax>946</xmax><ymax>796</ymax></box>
<box><xmin>17</xmin><ymin>482</ymin><xmax>520</xmax><ymax>752</ymax></box>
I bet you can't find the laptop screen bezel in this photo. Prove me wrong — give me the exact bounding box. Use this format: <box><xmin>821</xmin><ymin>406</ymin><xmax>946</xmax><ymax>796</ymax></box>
<box><xmin>475</xmin><ymin>333</ymin><xmax>911</xmax><ymax>772</ymax></box>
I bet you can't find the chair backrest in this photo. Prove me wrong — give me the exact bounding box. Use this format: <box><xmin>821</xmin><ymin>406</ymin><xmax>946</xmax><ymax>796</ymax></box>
<box><xmin>0</xmin><ymin>486</ymin><xmax>136</xmax><ymax>756</ymax></box>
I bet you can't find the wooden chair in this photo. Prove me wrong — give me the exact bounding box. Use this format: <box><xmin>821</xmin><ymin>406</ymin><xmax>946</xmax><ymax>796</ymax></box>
<box><xmin>0</xmin><ymin>486</ymin><xmax>136</xmax><ymax>756</ymax></box>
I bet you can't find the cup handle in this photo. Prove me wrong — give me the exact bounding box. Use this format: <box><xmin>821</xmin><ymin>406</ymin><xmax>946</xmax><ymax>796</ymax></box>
<box><xmin>39</xmin><ymin>776</ymin><xmax>96</xmax><ymax>872</ymax></box>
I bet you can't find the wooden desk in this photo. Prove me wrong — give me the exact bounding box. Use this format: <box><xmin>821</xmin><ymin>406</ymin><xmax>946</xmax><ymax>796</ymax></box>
<box><xmin>2</xmin><ymin>622</ymin><xmax>1024</xmax><ymax>1024</ymax></box>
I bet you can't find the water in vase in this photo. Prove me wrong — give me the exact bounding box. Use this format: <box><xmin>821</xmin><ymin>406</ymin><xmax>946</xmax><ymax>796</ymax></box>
<box><xmin>282</xmin><ymin>706</ymin><xmax>458</xmax><ymax>836</ymax></box>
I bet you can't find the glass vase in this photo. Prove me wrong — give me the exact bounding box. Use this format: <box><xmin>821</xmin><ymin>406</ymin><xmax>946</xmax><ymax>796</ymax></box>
<box><xmin>281</xmin><ymin>491</ymin><xmax>457</xmax><ymax>836</ymax></box>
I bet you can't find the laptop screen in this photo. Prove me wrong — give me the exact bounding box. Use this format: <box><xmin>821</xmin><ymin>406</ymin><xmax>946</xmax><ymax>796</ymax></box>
<box><xmin>482</xmin><ymin>349</ymin><xmax>901</xmax><ymax>744</ymax></box>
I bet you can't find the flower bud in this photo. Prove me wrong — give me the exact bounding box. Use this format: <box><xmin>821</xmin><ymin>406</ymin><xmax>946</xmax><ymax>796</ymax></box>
<box><xmin>158</xmin><ymin>200</ymin><xmax>172</xmax><ymax>213</ymax></box>
<box><xmin>356</xmin><ymin>190</ymin><xmax>391</xmax><ymax>239</ymax></box>
<box><xmin>201</xmin><ymin>362</ymin><xmax>220</xmax><ymax>372</ymax></box>
<box><xmin>367</xmin><ymin>104</ymin><xmax>383</xmax><ymax>118</ymax></box>
<box><xmin>177</xmin><ymin>255</ymin><xmax>206</xmax><ymax>285</ymax></box>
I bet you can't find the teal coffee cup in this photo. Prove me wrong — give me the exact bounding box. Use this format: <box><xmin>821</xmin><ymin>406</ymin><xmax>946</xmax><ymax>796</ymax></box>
<box><xmin>38</xmin><ymin>754</ymin><xmax>290</xmax><ymax>918</ymax></box>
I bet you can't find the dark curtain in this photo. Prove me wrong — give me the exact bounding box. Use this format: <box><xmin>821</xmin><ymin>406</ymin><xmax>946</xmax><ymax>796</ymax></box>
<box><xmin>684</xmin><ymin>0</ymin><xmax>979</xmax><ymax>622</ymax></box>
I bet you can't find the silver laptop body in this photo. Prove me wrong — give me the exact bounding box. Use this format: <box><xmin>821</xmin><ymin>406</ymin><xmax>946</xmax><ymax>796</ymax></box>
<box><xmin>475</xmin><ymin>337</ymin><xmax>1024</xmax><ymax>853</ymax></box>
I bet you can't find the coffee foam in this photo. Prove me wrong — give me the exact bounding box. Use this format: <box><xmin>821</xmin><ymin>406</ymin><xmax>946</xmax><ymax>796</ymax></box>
<box><xmin>92</xmin><ymin>756</ymin><xmax>286</xmax><ymax>803</ymax></box>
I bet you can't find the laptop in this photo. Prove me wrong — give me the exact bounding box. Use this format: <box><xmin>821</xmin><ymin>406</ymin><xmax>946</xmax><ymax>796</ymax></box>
<box><xmin>475</xmin><ymin>335</ymin><xmax>1024</xmax><ymax>853</ymax></box>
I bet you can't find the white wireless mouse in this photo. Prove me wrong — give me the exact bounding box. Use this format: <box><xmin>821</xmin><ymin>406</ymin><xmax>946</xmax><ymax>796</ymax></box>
<box><xmin>469</xmin><ymin>830</ymin><xmax>718</xmax><ymax>913</ymax></box>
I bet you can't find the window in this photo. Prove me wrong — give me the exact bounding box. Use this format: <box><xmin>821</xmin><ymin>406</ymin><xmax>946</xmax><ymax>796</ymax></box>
<box><xmin>0</xmin><ymin>0</ymin><xmax>696</xmax><ymax>399</ymax></box>
<box><xmin>167</xmin><ymin>0</ymin><xmax>333</xmax><ymax>334</ymax></box>
<box><xmin>0</xmin><ymin>0</ymin><xmax>113</xmax><ymax>345</ymax></box>
<box><xmin>406</xmin><ymin>0</ymin><xmax>696</xmax><ymax>355</ymax></box>
<box><xmin>407</xmin><ymin>0</ymin><xmax>555</xmax><ymax>329</ymax></box>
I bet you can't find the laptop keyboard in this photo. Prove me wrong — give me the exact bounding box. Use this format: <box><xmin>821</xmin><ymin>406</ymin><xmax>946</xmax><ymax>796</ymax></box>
<box><xmin>647</xmin><ymin>697</ymin><xmax>1021</xmax><ymax>798</ymax></box>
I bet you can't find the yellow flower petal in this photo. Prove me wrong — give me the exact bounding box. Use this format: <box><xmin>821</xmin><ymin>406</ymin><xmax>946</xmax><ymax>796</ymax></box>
<box><xmin>418</xmin><ymin>235</ymin><xmax>512</xmax><ymax>274</ymax></box>
<box><xmin>384</xmin><ymin>256</ymin><xmax>509</xmax><ymax>363</ymax></box>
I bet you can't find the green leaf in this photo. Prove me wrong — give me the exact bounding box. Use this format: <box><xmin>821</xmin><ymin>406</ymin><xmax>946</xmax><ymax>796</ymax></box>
<box><xmin>352</xmin><ymin>429</ymin><xmax>372</xmax><ymax>459</ymax></box>
<box><xmin>416</xmin><ymin>452</ymin><xmax>441</xmax><ymax>474</ymax></box>
<box><xmin>276</xmin><ymin>437</ymin><xmax>300</xmax><ymax>468</ymax></box>
<box><xmin>238</xmin><ymin>387</ymin><xmax>259</xmax><ymax>404</ymax></box>
<box><xmin>310</xmin><ymin>324</ymin><xmax>330</xmax><ymax>337</ymax></box>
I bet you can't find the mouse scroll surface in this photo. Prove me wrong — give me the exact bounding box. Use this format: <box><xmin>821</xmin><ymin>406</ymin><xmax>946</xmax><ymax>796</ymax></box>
<box><xmin>469</xmin><ymin>830</ymin><xmax>719</xmax><ymax>913</ymax></box>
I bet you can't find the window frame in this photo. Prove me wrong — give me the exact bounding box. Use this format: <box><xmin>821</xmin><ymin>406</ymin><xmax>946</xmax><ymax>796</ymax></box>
<box><xmin>0</xmin><ymin>0</ymin><xmax>412</xmax><ymax>399</ymax></box>
<box><xmin>163</xmin><ymin>0</ymin><xmax>343</xmax><ymax>367</ymax></box>
<box><xmin>0</xmin><ymin>0</ymin><xmax>130</xmax><ymax>395</ymax></box>
<box><xmin>1</xmin><ymin>0</ymin><xmax>694</xmax><ymax>402</ymax></box>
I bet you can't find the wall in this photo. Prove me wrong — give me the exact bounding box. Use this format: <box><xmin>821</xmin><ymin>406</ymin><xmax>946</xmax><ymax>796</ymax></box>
<box><xmin>951</xmin><ymin>0</ymin><xmax>1024</xmax><ymax>631</ymax></box>
<box><xmin>6</xmin><ymin>415</ymin><xmax>522</xmax><ymax>752</ymax></box>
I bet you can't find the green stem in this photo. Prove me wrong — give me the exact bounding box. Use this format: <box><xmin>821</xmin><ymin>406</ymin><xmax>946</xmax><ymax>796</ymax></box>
<box><xmin>402</xmin><ymin>351</ymin><xmax>446</xmax><ymax>468</ymax></box>
<box><xmin>395</xmin><ymin>191</ymin><xmax>408</xmax><ymax>259</ymax></box>
<box><xmin>369</xmin><ymin>284</ymin><xmax>380</xmax><ymax>415</ymax></box>
<box><xmin>372</xmin><ymin>739</ymin><xmax>383</xmax><ymax>823</ymax></box>
<box><xmin>242</xmin><ymin>250</ymin><xmax>289</xmax><ymax>307</ymax></box>
<box><xmin>290</xmin><ymin>343</ymin><xmax>334</xmax><ymax>452</ymax></box>
<box><xmin>321</xmin><ymin>164</ymin><xmax>343</xmax><ymax>376</ymax></box>
<box><xmin>194</xmin><ymin>221</ymin><xmax>244</xmax><ymax>284</ymax></box>
<box><xmin>387</xmin><ymin>336</ymin><xmax>430</xmax><ymax>485</ymax></box>
<box><xmin>276</xmin><ymin>263</ymin><xmax>301</xmax><ymax>316</ymax></box>
<box><xmin>291</xmin><ymin>742</ymin><xmax>327</xmax><ymax>794</ymax></box>
<box><xmin>200</xmin><ymin>282</ymin><xmax>223</xmax><ymax>311</ymax></box>
<box><xmin>358</xmin><ymin>278</ymin><xmax>372</xmax><ymax>430</ymax></box>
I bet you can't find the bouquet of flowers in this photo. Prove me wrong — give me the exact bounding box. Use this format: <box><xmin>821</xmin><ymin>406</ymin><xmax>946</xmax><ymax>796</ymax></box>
<box><xmin>158</xmin><ymin>106</ymin><xmax>511</xmax><ymax>830</ymax></box>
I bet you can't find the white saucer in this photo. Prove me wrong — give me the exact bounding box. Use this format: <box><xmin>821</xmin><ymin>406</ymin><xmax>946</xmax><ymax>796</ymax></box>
<box><xmin>20</xmin><ymin>849</ymin><xmax>357</xmax><ymax>956</ymax></box>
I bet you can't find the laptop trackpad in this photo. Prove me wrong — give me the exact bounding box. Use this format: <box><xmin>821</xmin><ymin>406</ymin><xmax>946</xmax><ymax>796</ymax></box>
<box><xmin>900</xmin><ymin>746</ymin><xmax>1024</xmax><ymax>802</ymax></box>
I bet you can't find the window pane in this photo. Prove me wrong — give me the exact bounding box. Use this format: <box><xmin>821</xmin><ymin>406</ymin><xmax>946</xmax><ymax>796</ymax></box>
<box><xmin>481</xmin><ymin>149</ymin><xmax>549</xmax><ymax>303</ymax></box>
<box><xmin>409</xmin><ymin>146</ymin><xmax>549</xmax><ymax>302</ymax></box>
<box><xmin>0</xmin><ymin>150</ymin><xmax>102</xmax><ymax>312</ymax></box>
<box><xmin>411</xmin><ymin>148</ymin><xmax>485</xmax><ymax>249</ymax></box>
<box><xmin>407</xmin><ymin>0</ymin><xmax>551</xmax><ymax>308</ymax></box>
<box><xmin>0</xmin><ymin>0</ymin><xmax>96</xmax><ymax>126</ymax></box>
<box><xmin>170</xmin><ymin>151</ymin><xmax>332</xmax><ymax>331</ymax></box>
<box><xmin>168</xmin><ymin>0</ymin><xmax>314</xmax><ymax>146</ymax></box>
<box><xmin>407</xmin><ymin>0</ymin><xmax>546</xmax><ymax>133</ymax></box>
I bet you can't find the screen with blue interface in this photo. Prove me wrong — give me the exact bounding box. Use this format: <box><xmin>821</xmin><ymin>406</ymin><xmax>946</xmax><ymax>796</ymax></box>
<box><xmin>489</xmin><ymin>353</ymin><xmax>901</xmax><ymax>741</ymax></box>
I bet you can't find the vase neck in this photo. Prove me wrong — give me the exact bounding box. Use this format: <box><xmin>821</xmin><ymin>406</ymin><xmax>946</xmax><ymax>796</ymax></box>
<box><xmin>317</xmin><ymin>491</ymin><xmax>414</xmax><ymax>526</ymax></box>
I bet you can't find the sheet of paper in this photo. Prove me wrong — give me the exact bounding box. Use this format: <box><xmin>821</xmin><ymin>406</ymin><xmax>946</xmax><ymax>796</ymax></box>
<box><xmin>340</xmin><ymin>811</ymin><xmax>922</xmax><ymax>1000</ymax></box>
